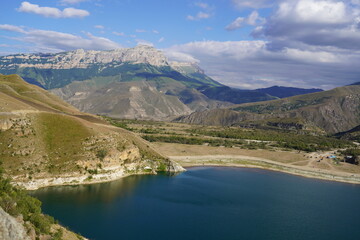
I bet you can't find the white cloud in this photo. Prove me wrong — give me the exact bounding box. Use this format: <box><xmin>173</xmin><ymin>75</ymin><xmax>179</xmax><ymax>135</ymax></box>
<box><xmin>135</xmin><ymin>29</ymin><xmax>147</xmax><ymax>33</ymax></box>
<box><xmin>0</xmin><ymin>24</ymin><xmax>26</xmax><ymax>33</ymax></box>
<box><xmin>254</xmin><ymin>0</ymin><xmax>360</xmax><ymax>50</ymax></box>
<box><xmin>247</xmin><ymin>11</ymin><xmax>260</xmax><ymax>25</ymax></box>
<box><xmin>187</xmin><ymin>11</ymin><xmax>211</xmax><ymax>21</ymax></box>
<box><xmin>0</xmin><ymin>24</ymin><xmax>120</xmax><ymax>52</ymax></box>
<box><xmin>18</xmin><ymin>1</ymin><xmax>89</xmax><ymax>18</ymax></box>
<box><xmin>62</xmin><ymin>7</ymin><xmax>89</xmax><ymax>18</ymax></box>
<box><xmin>152</xmin><ymin>30</ymin><xmax>159</xmax><ymax>34</ymax></box>
<box><xmin>112</xmin><ymin>31</ymin><xmax>125</xmax><ymax>36</ymax></box>
<box><xmin>226</xmin><ymin>11</ymin><xmax>262</xmax><ymax>31</ymax></box>
<box><xmin>158</xmin><ymin>37</ymin><xmax>165</xmax><ymax>43</ymax></box>
<box><xmin>277</xmin><ymin>0</ymin><xmax>348</xmax><ymax>24</ymax></box>
<box><xmin>226</xmin><ymin>17</ymin><xmax>245</xmax><ymax>31</ymax></box>
<box><xmin>164</xmin><ymin>50</ymin><xmax>200</xmax><ymax>63</ymax></box>
<box><xmin>195</xmin><ymin>2</ymin><xmax>210</xmax><ymax>9</ymax></box>
<box><xmin>232</xmin><ymin>0</ymin><xmax>275</xmax><ymax>9</ymax></box>
<box><xmin>94</xmin><ymin>25</ymin><xmax>105</xmax><ymax>29</ymax></box>
<box><xmin>166</xmin><ymin>40</ymin><xmax>360</xmax><ymax>89</ymax></box>
<box><xmin>60</xmin><ymin>0</ymin><xmax>88</xmax><ymax>4</ymax></box>
<box><xmin>135</xmin><ymin>39</ymin><xmax>154</xmax><ymax>46</ymax></box>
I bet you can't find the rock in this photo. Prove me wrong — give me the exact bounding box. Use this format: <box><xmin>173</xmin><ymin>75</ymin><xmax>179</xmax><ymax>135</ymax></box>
<box><xmin>167</xmin><ymin>160</ymin><xmax>186</xmax><ymax>172</ymax></box>
<box><xmin>0</xmin><ymin>119</ymin><xmax>13</xmax><ymax>131</ymax></box>
<box><xmin>0</xmin><ymin>207</ymin><xmax>31</xmax><ymax>240</ymax></box>
<box><xmin>0</xmin><ymin>45</ymin><xmax>169</xmax><ymax>70</ymax></box>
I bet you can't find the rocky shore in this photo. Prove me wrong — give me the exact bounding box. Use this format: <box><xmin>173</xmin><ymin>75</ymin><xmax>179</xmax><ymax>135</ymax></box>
<box><xmin>13</xmin><ymin>160</ymin><xmax>185</xmax><ymax>191</ymax></box>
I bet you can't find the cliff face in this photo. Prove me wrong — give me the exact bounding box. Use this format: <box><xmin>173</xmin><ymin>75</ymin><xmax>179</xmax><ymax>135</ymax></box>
<box><xmin>176</xmin><ymin>85</ymin><xmax>360</xmax><ymax>134</ymax></box>
<box><xmin>0</xmin><ymin>207</ymin><xmax>30</xmax><ymax>240</ymax></box>
<box><xmin>0</xmin><ymin>45</ymin><xmax>168</xmax><ymax>69</ymax></box>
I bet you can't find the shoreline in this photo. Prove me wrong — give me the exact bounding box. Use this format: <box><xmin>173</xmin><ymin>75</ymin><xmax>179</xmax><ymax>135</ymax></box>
<box><xmin>15</xmin><ymin>160</ymin><xmax>185</xmax><ymax>191</ymax></box>
<box><xmin>169</xmin><ymin>155</ymin><xmax>360</xmax><ymax>185</ymax></box>
<box><xmin>15</xmin><ymin>168</ymin><xmax>149</xmax><ymax>191</ymax></box>
<box><xmin>14</xmin><ymin>155</ymin><xmax>360</xmax><ymax>190</ymax></box>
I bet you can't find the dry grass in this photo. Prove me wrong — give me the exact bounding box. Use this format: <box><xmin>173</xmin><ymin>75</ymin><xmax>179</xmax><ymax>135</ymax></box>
<box><xmin>151</xmin><ymin>142</ymin><xmax>304</xmax><ymax>163</ymax></box>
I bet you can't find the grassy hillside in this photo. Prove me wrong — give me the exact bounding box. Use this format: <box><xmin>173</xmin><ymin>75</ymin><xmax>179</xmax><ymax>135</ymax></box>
<box><xmin>0</xmin><ymin>74</ymin><xmax>179</xmax><ymax>184</ymax></box>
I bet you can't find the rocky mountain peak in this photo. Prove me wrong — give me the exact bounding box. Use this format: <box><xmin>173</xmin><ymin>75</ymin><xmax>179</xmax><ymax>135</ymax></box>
<box><xmin>0</xmin><ymin>45</ymin><xmax>171</xmax><ymax>69</ymax></box>
<box><xmin>169</xmin><ymin>61</ymin><xmax>205</xmax><ymax>74</ymax></box>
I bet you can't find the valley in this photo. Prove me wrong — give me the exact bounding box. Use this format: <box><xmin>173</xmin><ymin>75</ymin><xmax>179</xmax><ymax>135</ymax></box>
<box><xmin>104</xmin><ymin>118</ymin><xmax>360</xmax><ymax>184</ymax></box>
<box><xmin>2</xmin><ymin>0</ymin><xmax>360</xmax><ymax>239</ymax></box>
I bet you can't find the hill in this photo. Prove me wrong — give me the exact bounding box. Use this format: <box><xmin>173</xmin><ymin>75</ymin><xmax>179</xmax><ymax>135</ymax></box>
<box><xmin>0</xmin><ymin>46</ymin><xmax>275</xmax><ymax>120</ymax></box>
<box><xmin>256</xmin><ymin>86</ymin><xmax>323</xmax><ymax>98</ymax></box>
<box><xmin>175</xmin><ymin>85</ymin><xmax>360</xmax><ymax>134</ymax></box>
<box><xmin>0</xmin><ymin>74</ymin><xmax>183</xmax><ymax>190</ymax></box>
<box><xmin>335</xmin><ymin>125</ymin><xmax>360</xmax><ymax>142</ymax></box>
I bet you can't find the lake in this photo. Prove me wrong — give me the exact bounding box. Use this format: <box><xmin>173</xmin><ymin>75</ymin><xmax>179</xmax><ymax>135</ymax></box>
<box><xmin>31</xmin><ymin>167</ymin><xmax>360</xmax><ymax>240</ymax></box>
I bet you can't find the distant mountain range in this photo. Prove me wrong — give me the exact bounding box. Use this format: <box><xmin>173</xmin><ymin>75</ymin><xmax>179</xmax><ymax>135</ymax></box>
<box><xmin>256</xmin><ymin>86</ymin><xmax>323</xmax><ymax>98</ymax></box>
<box><xmin>0</xmin><ymin>46</ymin><xmax>324</xmax><ymax>120</ymax></box>
<box><xmin>175</xmin><ymin>84</ymin><xmax>360</xmax><ymax>134</ymax></box>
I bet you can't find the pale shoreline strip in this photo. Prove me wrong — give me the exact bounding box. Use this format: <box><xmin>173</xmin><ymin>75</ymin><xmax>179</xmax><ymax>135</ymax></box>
<box><xmin>169</xmin><ymin>155</ymin><xmax>360</xmax><ymax>185</ymax></box>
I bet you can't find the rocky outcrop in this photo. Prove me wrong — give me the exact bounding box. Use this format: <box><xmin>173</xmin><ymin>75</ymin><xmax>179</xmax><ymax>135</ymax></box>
<box><xmin>0</xmin><ymin>119</ymin><xmax>13</xmax><ymax>131</ymax></box>
<box><xmin>169</xmin><ymin>61</ymin><xmax>205</xmax><ymax>75</ymax></box>
<box><xmin>0</xmin><ymin>207</ymin><xmax>30</xmax><ymax>240</ymax></box>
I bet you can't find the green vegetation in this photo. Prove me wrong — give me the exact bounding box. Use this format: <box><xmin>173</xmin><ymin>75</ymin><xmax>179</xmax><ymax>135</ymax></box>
<box><xmin>39</xmin><ymin>113</ymin><xmax>91</xmax><ymax>172</ymax></box>
<box><xmin>143</xmin><ymin>135</ymin><xmax>246</xmax><ymax>148</ymax></box>
<box><xmin>103</xmin><ymin>116</ymin><xmax>133</xmax><ymax>130</ymax></box>
<box><xmin>96</xmin><ymin>149</ymin><xmax>108</xmax><ymax>161</ymax></box>
<box><xmin>0</xmin><ymin>162</ymin><xmax>55</xmax><ymax>236</ymax></box>
<box><xmin>107</xmin><ymin>118</ymin><xmax>353</xmax><ymax>153</ymax></box>
<box><xmin>233</xmin><ymin>97</ymin><xmax>331</xmax><ymax>114</ymax></box>
<box><xmin>187</xmin><ymin>128</ymin><xmax>352</xmax><ymax>152</ymax></box>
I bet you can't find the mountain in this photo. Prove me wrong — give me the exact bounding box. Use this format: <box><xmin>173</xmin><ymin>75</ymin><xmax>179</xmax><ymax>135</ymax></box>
<box><xmin>335</xmin><ymin>125</ymin><xmax>360</xmax><ymax>142</ymax></box>
<box><xmin>0</xmin><ymin>46</ymin><xmax>275</xmax><ymax>120</ymax></box>
<box><xmin>256</xmin><ymin>86</ymin><xmax>323</xmax><ymax>98</ymax></box>
<box><xmin>0</xmin><ymin>74</ymin><xmax>183</xmax><ymax>189</ymax></box>
<box><xmin>349</xmin><ymin>82</ymin><xmax>360</xmax><ymax>86</ymax></box>
<box><xmin>175</xmin><ymin>84</ymin><xmax>360</xmax><ymax>134</ymax></box>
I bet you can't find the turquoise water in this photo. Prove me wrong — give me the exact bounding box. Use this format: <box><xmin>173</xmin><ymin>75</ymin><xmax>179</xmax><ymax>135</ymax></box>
<box><xmin>31</xmin><ymin>167</ymin><xmax>360</xmax><ymax>240</ymax></box>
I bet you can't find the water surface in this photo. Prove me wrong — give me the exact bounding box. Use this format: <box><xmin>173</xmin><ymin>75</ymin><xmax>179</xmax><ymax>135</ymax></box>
<box><xmin>32</xmin><ymin>167</ymin><xmax>360</xmax><ymax>240</ymax></box>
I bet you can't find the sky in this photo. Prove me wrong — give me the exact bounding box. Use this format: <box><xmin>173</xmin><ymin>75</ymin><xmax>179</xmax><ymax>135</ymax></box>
<box><xmin>1</xmin><ymin>0</ymin><xmax>360</xmax><ymax>90</ymax></box>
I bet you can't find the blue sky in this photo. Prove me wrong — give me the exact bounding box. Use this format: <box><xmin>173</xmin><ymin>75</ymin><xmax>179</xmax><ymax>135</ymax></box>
<box><xmin>0</xmin><ymin>0</ymin><xmax>269</xmax><ymax>50</ymax></box>
<box><xmin>1</xmin><ymin>0</ymin><xmax>360</xmax><ymax>89</ymax></box>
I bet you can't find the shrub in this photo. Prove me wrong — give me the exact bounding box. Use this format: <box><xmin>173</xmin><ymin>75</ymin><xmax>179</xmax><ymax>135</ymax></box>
<box><xmin>96</xmin><ymin>149</ymin><xmax>108</xmax><ymax>161</ymax></box>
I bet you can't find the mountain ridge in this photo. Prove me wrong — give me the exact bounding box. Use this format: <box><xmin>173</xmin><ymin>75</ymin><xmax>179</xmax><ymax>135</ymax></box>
<box><xmin>256</xmin><ymin>86</ymin><xmax>323</xmax><ymax>98</ymax></box>
<box><xmin>0</xmin><ymin>46</ymin><xmax>276</xmax><ymax>119</ymax></box>
<box><xmin>175</xmin><ymin>84</ymin><xmax>360</xmax><ymax>134</ymax></box>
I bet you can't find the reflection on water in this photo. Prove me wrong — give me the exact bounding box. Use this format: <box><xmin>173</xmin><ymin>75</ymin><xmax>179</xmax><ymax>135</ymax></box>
<box><xmin>31</xmin><ymin>175</ymin><xmax>146</xmax><ymax>204</ymax></box>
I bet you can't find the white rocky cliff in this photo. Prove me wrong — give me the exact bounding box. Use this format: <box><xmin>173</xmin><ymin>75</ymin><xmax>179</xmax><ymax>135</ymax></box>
<box><xmin>0</xmin><ymin>45</ymin><xmax>170</xmax><ymax>69</ymax></box>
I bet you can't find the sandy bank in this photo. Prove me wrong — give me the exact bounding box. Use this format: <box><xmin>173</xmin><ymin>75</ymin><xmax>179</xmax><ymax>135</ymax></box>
<box><xmin>170</xmin><ymin>155</ymin><xmax>360</xmax><ymax>185</ymax></box>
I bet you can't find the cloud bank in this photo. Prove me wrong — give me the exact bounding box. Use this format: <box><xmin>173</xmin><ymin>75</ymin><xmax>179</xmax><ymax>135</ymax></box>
<box><xmin>0</xmin><ymin>24</ymin><xmax>120</xmax><ymax>52</ymax></box>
